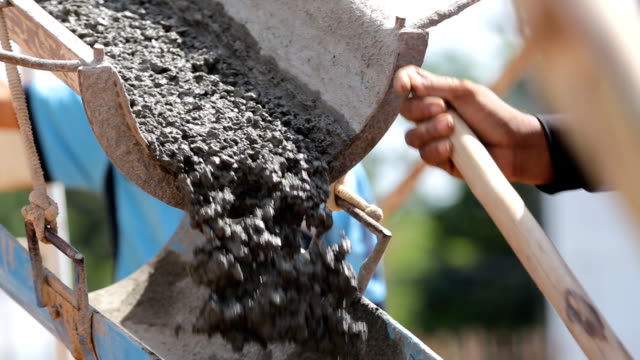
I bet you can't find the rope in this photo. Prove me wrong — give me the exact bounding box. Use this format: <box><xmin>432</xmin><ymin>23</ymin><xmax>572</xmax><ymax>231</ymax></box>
<box><xmin>0</xmin><ymin>8</ymin><xmax>58</xmax><ymax>243</ymax></box>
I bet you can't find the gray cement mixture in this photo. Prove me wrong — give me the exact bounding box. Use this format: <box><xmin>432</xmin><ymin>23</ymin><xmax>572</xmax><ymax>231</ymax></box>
<box><xmin>39</xmin><ymin>0</ymin><xmax>367</xmax><ymax>357</ymax></box>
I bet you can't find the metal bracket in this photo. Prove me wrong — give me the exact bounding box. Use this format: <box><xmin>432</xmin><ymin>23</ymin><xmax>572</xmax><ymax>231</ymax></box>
<box><xmin>335</xmin><ymin>196</ymin><xmax>392</xmax><ymax>294</ymax></box>
<box><xmin>25</xmin><ymin>221</ymin><xmax>97</xmax><ymax>360</ymax></box>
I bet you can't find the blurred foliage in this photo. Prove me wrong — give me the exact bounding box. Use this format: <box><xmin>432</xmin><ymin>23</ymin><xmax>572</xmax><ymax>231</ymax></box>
<box><xmin>0</xmin><ymin>189</ymin><xmax>114</xmax><ymax>291</ymax></box>
<box><xmin>65</xmin><ymin>189</ymin><xmax>114</xmax><ymax>290</ymax></box>
<box><xmin>384</xmin><ymin>182</ymin><xmax>544</xmax><ymax>334</ymax></box>
<box><xmin>0</xmin><ymin>191</ymin><xmax>29</xmax><ymax>237</ymax></box>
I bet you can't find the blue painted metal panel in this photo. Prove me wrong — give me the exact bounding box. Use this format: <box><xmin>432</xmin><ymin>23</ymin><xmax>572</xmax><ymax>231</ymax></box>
<box><xmin>385</xmin><ymin>311</ymin><xmax>444</xmax><ymax>360</ymax></box>
<box><xmin>93</xmin><ymin>316</ymin><xmax>161</xmax><ymax>360</ymax></box>
<box><xmin>2</xmin><ymin>223</ymin><xmax>441</xmax><ymax>359</ymax></box>
<box><xmin>0</xmin><ymin>226</ymin><xmax>161</xmax><ymax>359</ymax></box>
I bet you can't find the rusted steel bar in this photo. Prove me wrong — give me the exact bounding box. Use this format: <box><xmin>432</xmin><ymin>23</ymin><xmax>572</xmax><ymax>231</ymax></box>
<box><xmin>25</xmin><ymin>221</ymin><xmax>46</xmax><ymax>307</ymax></box>
<box><xmin>73</xmin><ymin>251</ymin><xmax>92</xmax><ymax>350</ymax></box>
<box><xmin>45</xmin><ymin>228</ymin><xmax>83</xmax><ymax>265</ymax></box>
<box><xmin>336</xmin><ymin>196</ymin><xmax>392</xmax><ymax>293</ymax></box>
<box><xmin>0</xmin><ymin>48</ymin><xmax>83</xmax><ymax>71</ymax></box>
<box><xmin>45</xmin><ymin>228</ymin><xmax>92</xmax><ymax>350</ymax></box>
<box><xmin>26</xmin><ymin>223</ymin><xmax>96</xmax><ymax>358</ymax></box>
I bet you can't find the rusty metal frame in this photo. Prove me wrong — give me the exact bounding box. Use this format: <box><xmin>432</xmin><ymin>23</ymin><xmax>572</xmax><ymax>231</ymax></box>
<box><xmin>25</xmin><ymin>221</ymin><xmax>97</xmax><ymax>360</ymax></box>
<box><xmin>335</xmin><ymin>196</ymin><xmax>392</xmax><ymax>293</ymax></box>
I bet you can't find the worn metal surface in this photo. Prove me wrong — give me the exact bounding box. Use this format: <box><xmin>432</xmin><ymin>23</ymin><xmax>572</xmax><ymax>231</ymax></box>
<box><xmin>0</xmin><ymin>47</ymin><xmax>83</xmax><ymax>71</ymax></box>
<box><xmin>0</xmin><ymin>226</ymin><xmax>161</xmax><ymax>359</ymax></box>
<box><xmin>78</xmin><ymin>65</ymin><xmax>187</xmax><ymax>209</ymax></box>
<box><xmin>4</xmin><ymin>0</ymin><xmax>93</xmax><ymax>93</ymax></box>
<box><xmin>26</xmin><ymin>222</ymin><xmax>95</xmax><ymax>359</ymax></box>
<box><xmin>172</xmin><ymin>0</ymin><xmax>430</xmax><ymax>182</ymax></box>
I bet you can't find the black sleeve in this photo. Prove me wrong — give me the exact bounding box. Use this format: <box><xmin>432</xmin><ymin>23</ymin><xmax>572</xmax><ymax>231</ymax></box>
<box><xmin>535</xmin><ymin>115</ymin><xmax>594</xmax><ymax>194</ymax></box>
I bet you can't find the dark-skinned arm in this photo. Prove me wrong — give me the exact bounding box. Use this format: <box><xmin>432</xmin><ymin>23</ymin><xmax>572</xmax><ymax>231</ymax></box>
<box><xmin>394</xmin><ymin>65</ymin><xmax>593</xmax><ymax>193</ymax></box>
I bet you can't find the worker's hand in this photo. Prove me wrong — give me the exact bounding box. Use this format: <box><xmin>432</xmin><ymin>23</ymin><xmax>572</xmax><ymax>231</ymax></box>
<box><xmin>393</xmin><ymin>66</ymin><xmax>553</xmax><ymax>185</ymax></box>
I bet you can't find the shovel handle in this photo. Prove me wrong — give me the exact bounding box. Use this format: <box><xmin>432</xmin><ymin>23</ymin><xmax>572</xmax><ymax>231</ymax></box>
<box><xmin>448</xmin><ymin>110</ymin><xmax>631</xmax><ymax>359</ymax></box>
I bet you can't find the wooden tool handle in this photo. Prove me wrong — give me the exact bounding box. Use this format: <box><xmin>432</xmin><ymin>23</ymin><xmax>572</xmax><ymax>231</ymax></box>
<box><xmin>448</xmin><ymin>110</ymin><xmax>631</xmax><ymax>359</ymax></box>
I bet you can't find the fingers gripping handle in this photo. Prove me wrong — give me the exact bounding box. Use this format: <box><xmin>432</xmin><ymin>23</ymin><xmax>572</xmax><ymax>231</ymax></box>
<box><xmin>448</xmin><ymin>110</ymin><xmax>631</xmax><ymax>359</ymax></box>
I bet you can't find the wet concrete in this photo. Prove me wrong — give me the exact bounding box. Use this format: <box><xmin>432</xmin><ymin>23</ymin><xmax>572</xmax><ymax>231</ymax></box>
<box><xmin>90</xmin><ymin>218</ymin><xmax>442</xmax><ymax>360</ymax></box>
<box><xmin>39</xmin><ymin>0</ymin><xmax>365</xmax><ymax>357</ymax></box>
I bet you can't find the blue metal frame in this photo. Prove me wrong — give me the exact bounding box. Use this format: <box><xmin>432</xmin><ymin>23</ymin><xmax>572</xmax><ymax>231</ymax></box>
<box><xmin>1</xmin><ymin>223</ymin><xmax>443</xmax><ymax>359</ymax></box>
<box><xmin>0</xmin><ymin>226</ymin><xmax>161</xmax><ymax>359</ymax></box>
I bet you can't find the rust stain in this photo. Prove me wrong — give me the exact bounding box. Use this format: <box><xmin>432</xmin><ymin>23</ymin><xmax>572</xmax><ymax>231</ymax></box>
<box><xmin>44</xmin><ymin>285</ymin><xmax>96</xmax><ymax>359</ymax></box>
<box><xmin>4</xmin><ymin>7</ymin><xmax>82</xmax><ymax>92</ymax></box>
<box><xmin>565</xmin><ymin>289</ymin><xmax>606</xmax><ymax>340</ymax></box>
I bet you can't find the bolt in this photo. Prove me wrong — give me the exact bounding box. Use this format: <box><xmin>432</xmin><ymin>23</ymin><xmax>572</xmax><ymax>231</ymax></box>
<box><xmin>92</xmin><ymin>44</ymin><xmax>105</xmax><ymax>65</ymax></box>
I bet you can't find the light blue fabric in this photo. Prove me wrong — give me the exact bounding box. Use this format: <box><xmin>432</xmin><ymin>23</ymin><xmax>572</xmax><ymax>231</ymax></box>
<box><xmin>112</xmin><ymin>170</ymin><xmax>183</xmax><ymax>279</ymax></box>
<box><xmin>28</xmin><ymin>80</ymin><xmax>182</xmax><ymax>279</ymax></box>
<box><xmin>27</xmin><ymin>80</ymin><xmax>386</xmax><ymax>305</ymax></box>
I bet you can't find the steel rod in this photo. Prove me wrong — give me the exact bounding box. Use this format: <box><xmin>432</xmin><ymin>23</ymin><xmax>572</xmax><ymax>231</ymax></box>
<box><xmin>45</xmin><ymin>229</ymin><xmax>83</xmax><ymax>265</ymax></box>
<box><xmin>25</xmin><ymin>221</ymin><xmax>46</xmax><ymax>307</ymax></box>
<box><xmin>0</xmin><ymin>48</ymin><xmax>82</xmax><ymax>72</ymax></box>
<box><xmin>336</xmin><ymin>196</ymin><xmax>392</xmax><ymax>293</ymax></box>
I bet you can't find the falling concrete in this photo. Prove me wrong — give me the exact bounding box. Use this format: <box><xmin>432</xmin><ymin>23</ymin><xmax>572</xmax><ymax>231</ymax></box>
<box><xmin>90</xmin><ymin>217</ymin><xmax>444</xmax><ymax>360</ymax></box>
<box><xmin>39</xmin><ymin>0</ymin><xmax>366</xmax><ymax>357</ymax></box>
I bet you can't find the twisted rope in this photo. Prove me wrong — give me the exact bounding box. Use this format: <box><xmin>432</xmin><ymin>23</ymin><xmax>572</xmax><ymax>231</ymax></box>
<box><xmin>0</xmin><ymin>8</ymin><xmax>58</xmax><ymax>242</ymax></box>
